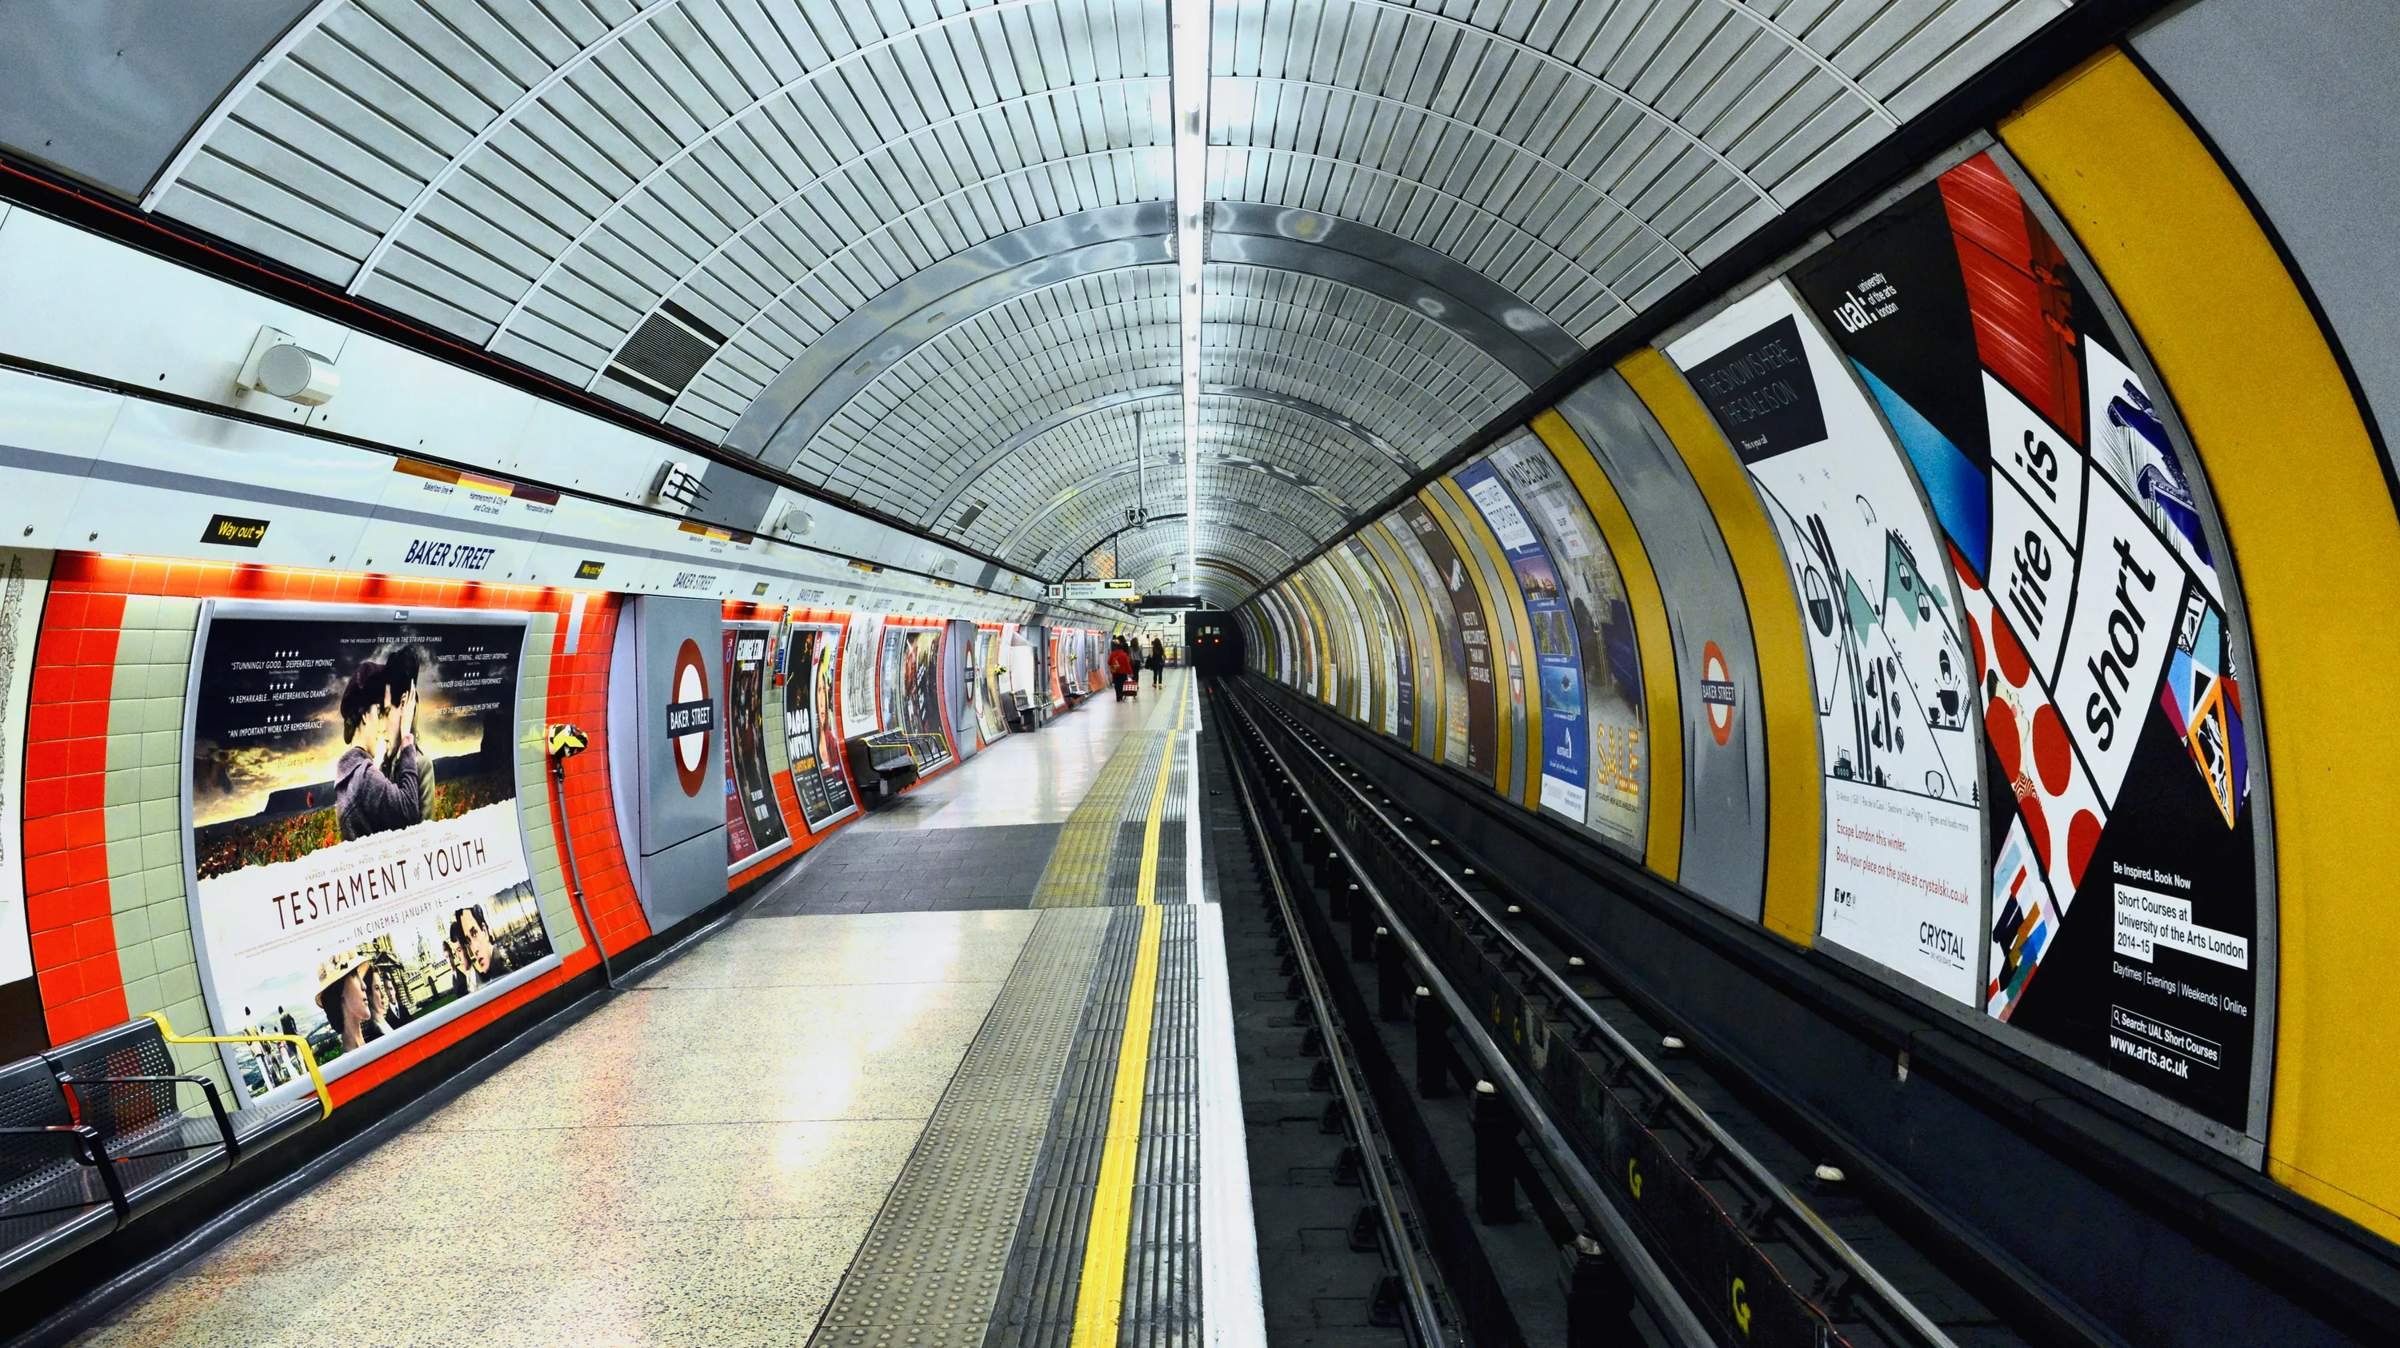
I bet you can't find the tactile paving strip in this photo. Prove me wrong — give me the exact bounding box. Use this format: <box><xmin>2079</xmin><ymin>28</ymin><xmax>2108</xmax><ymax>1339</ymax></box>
<box><xmin>810</xmin><ymin>909</ymin><xmax>1112</xmax><ymax>1348</ymax></box>
<box><xmin>1124</xmin><ymin>905</ymin><xmax>1203</xmax><ymax>1347</ymax></box>
<box><xmin>1037</xmin><ymin>690</ymin><xmax>1185</xmax><ymax>908</ymax></box>
<box><xmin>985</xmin><ymin>907</ymin><xmax>1143</xmax><ymax>1348</ymax></box>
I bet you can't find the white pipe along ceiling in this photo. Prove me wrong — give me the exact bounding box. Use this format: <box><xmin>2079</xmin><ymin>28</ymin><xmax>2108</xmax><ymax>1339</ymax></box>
<box><xmin>0</xmin><ymin>0</ymin><xmax>2076</xmax><ymax>608</ymax></box>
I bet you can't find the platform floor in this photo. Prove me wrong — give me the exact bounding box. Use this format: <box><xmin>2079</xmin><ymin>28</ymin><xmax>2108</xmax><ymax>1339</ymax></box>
<box><xmin>75</xmin><ymin>671</ymin><xmax>1261</xmax><ymax>1348</ymax></box>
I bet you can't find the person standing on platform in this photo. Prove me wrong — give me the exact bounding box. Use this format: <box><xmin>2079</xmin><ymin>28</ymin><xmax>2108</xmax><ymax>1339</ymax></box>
<box><xmin>1108</xmin><ymin>638</ymin><xmax>1135</xmax><ymax>700</ymax></box>
<box><xmin>1147</xmin><ymin>637</ymin><xmax>1165</xmax><ymax>687</ymax></box>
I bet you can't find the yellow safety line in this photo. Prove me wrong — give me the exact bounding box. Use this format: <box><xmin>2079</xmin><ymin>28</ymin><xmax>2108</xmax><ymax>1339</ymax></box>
<box><xmin>1070</xmin><ymin>677</ymin><xmax>1185</xmax><ymax>1345</ymax></box>
<box><xmin>1133</xmin><ymin>683</ymin><xmax>1187</xmax><ymax>907</ymax></box>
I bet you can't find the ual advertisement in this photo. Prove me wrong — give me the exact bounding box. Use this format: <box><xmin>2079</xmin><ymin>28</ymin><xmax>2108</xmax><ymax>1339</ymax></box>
<box><xmin>973</xmin><ymin>628</ymin><xmax>1009</xmax><ymax>744</ymax></box>
<box><xmin>1458</xmin><ymin>458</ymin><xmax>1590</xmax><ymax>817</ymax></box>
<box><xmin>1488</xmin><ymin>435</ymin><xmax>1650</xmax><ymax>850</ymax></box>
<box><xmin>881</xmin><ymin>626</ymin><xmax>953</xmax><ymax>769</ymax></box>
<box><xmin>1791</xmin><ymin>152</ymin><xmax>2261</xmax><ymax>1124</ymax></box>
<box><xmin>1399</xmin><ymin>500</ymin><xmax>1495</xmax><ymax>780</ymax></box>
<box><xmin>722</xmin><ymin>625</ymin><xmax>791</xmax><ymax>868</ymax></box>
<box><xmin>183</xmin><ymin>603</ymin><xmax>556</xmax><ymax>1103</ymax></box>
<box><xmin>1669</xmin><ymin>282</ymin><xmax>1984</xmax><ymax>1005</ymax></box>
<box><xmin>840</xmin><ymin>613</ymin><xmax>882</xmax><ymax>736</ymax></box>
<box><xmin>780</xmin><ymin>623</ymin><xmax>858</xmax><ymax>831</ymax></box>
<box><xmin>0</xmin><ymin>549</ymin><xmax>48</xmax><ymax>1058</ymax></box>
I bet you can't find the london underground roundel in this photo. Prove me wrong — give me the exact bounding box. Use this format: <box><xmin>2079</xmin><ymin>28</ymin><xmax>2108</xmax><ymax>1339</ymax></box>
<box><xmin>1700</xmin><ymin>640</ymin><xmax>1736</xmax><ymax>747</ymax></box>
<box><xmin>669</xmin><ymin>637</ymin><xmax>714</xmax><ymax>797</ymax></box>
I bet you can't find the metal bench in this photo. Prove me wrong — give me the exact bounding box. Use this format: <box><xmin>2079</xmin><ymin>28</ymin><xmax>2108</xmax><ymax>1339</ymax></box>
<box><xmin>845</xmin><ymin>731</ymin><xmax>921</xmax><ymax>803</ymax></box>
<box><xmin>0</xmin><ymin>1055</ymin><xmax>117</xmax><ymax>1284</ymax></box>
<box><xmin>45</xmin><ymin>1019</ymin><xmax>324</xmax><ymax>1201</ymax></box>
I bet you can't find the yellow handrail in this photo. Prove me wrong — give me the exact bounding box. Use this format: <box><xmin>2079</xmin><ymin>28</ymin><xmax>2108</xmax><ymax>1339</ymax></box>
<box><xmin>143</xmin><ymin>1013</ymin><xmax>332</xmax><ymax>1117</ymax></box>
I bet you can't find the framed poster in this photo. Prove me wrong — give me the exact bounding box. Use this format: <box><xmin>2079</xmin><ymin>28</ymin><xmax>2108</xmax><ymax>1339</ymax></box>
<box><xmin>1790</xmin><ymin>151</ymin><xmax>2265</xmax><ymax>1127</ymax></box>
<box><xmin>723</xmin><ymin>623</ymin><xmax>792</xmax><ymax>869</ymax></box>
<box><xmin>1486</xmin><ymin>435</ymin><xmax>1651</xmax><ymax>854</ymax></box>
<box><xmin>780</xmin><ymin>623</ymin><xmax>858</xmax><ymax>831</ymax></box>
<box><xmin>880</xmin><ymin>626</ymin><xmax>953</xmax><ymax>769</ymax></box>
<box><xmin>1669</xmin><ymin>282</ymin><xmax>1985</xmax><ymax>1005</ymax></box>
<box><xmin>0</xmin><ymin>548</ymin><xmax>48</xmax><ymax>1059</ymax></box>
<box><xmin>841</xmin><ymin>613</ymin><xmax>882</xmax><ymax>737</ymax></box>
<box><xmin>974</xmin><ymin>627</ymin><xmax>1008</xmax><ymax>744</ymax></box>
<box><xmin>182</xmin><ymin>602</ymin><xmax>559</xmax><ymax>1106</ymax></box>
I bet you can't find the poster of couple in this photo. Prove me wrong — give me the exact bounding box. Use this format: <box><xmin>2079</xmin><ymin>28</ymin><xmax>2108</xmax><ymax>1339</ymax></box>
<box><xmin>183</xmin><ymin>603</ymin><xmax>557</xmax><ymax>1104</ymax></box>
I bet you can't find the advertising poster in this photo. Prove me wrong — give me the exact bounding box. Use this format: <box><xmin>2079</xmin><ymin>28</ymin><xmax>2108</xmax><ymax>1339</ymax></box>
<box><xmin>974</xmin><ymin>628</ymin><xmax>1009</xmax><ymax>743</ymax></box>
<box><xmin>1046</xmin><ymin>630</ymin><xmax>1064</xmax><ymax>708</ymax></box>
<box><xmin>1458</xmin><ymin>458</ymin><xmax>1596</xmax><ymax>826</ymax></box>
<box><xmin>1339</xmin><ymin>542</ymin><xmax>1403</xmax><ymax>737</ymax></box>
<box><xmin>840</xmin><ymin>613</ymin><xmax>882</xmax><ymax>736</ymax></box>
<box><xmin>183</xmin><ymin>603</ymin><xmax>557</xmax><ymax>1102</ymax></box>
<box><xmin>880</xmin><ymin>626</ymin><xmax>953</xmax><ymax>769</ymax></box>
<box><xmin>722</xmin><ymin>625</ymin><xmax>792</xmax><ymax>868</ymax></box>
<box><xmin>0</xmin><ymin>549</ymin><xmax>48</xmax><ymax>1058</ymax></box>
<box><xmin>1403</xmin><ymin>497</ymin><xmax>1497</xmax><ymax>783</ymax></box>
<box><xmin>1353</xmin><ymin>534</ymin><xmax>1401</xmax><ymax>738</ymax></box>
<box><xmin>1791</xmin><ymin>152</ymin><xmax>2261</xmax><ymax>1124</ymax></box>
<box><xmin>779</xmin><ymin>623</ymin><xmax>858</xmax><ymax>831</ymax></box>
<box><xmin>1669</xmin><ymin>281</ymin><xmax>1984</xmax><ymax>1005</ymax></box>
<box><xmin>1360</xmin><ymin>527</ymin><xmax>1420</xmax><ymax>748</ymax></box>
<box><xmin>1382</xmin><ymin>509</ymin><xmax>1459</xmax><ymax>760</ymax></box>
<box><xmin>1489</xmin><ymin>436</ymin><xmax>1650</xmax><ymax>853</ymax></box>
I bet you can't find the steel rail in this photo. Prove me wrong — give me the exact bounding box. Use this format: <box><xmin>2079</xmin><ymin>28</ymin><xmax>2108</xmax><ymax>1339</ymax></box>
<box><xmin>1222</xmin><ymin>688</ymin><xmax>1715</xmax><ymax>1347</ymax></box>
<box><xmin>1237</xmin><ymin>684</ymin><xmax>1959</xmax><ymax>1348</ymax></box>
<box><xmin>1213</xmin><ymin>685</ymin><xmax>1450</xmax><ymax>1346</ymax></box>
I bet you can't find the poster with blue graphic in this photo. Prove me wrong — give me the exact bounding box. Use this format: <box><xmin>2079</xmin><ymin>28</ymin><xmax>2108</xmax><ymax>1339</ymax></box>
<box><xmin>1457</xmin><ymin>460</ymin><xmax>1589</xmax><ymax>819</ymax></box>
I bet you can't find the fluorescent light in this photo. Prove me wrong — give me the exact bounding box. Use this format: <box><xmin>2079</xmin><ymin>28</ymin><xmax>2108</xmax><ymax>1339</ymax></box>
<box><xmin>1173</xmin><ymin>0</ymin><xmax>1209</xmax><ymax>591</ymax></box>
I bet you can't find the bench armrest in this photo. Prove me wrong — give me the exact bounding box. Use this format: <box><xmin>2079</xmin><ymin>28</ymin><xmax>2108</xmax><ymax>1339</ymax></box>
<box><xmin>0</xmin><ymin>1122</ymin><xmax>125</xmax><ymax>1210</ymax></box>
<box><xmin>0</xmin><ymin>1123</ymin><xmax>105</xmax><ymax>1168</ymax></box>
<box><xmin>142</xmin><ymin>1013</ymin><xmax>331</xmax><ymax>1117</ymax></box>
<box><xmin>58</xmin><ymin>1072</ymin><xmax>234</xmax><ymax>1152</ymax></box>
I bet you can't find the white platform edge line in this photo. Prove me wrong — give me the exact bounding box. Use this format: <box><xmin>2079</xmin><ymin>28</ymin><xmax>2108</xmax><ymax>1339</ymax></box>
<box><xmin>1196</xmin><ymin>902</ymin><xmax>1268</xmax><ymax>1348</ymax></box>
<box><xmin>1186</xmin><ymin>675</ymin><xmax>1205</xmax><ymax>907</ymax></box>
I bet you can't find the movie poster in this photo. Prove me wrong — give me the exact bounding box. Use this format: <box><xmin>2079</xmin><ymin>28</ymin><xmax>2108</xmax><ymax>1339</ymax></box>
<box><xmin>1791</xmin><ymin>152</ymin><xmax>2262</xmax><ymax>1124</ymax></box>
<box><xmin>1403</xmin><ymin>497</ymin><xmax>1497</xmax><ymax>783</ymax></box>
<box><xmin>881</xmin><ymin>626</ymin><xmax>953</xmax><ymax>769</ymax></box>
<box><xmin>778</xmin><ymin>624</ymin><xmax>853</xmax><ymax>830</ymax></box>
<box><xmin>723</xmin><ymin>625</ymin><xmax>791</xmax><ymax>868</ymax></box>
<box><xmin>974</xmin><ymin>628</ymin><xmax>1008</xmax><ymax>743</ymax></box>
<box><xmin>1488</xmin><ymin>436</ymin><xmax>1651</xmax><ymax>853</ymax></box>
<box><xmin>841</xmin><ymin>613</ymin><xmax>882</xmax><ymax>736</ymax></box>
<box><xmin>0</xmin><ymin>549</ymin><xmax>48</xmax><ymax>1058</ymax></box>
<box><xmin>183</xmin><ymin>603</ymin><xmax>556</xmax><ymax>1103</ymax></box>
<box><xmin>1669</xmin><ymin>281</ymin><xmax>1984</xmax><ymax>1005</ymax></box>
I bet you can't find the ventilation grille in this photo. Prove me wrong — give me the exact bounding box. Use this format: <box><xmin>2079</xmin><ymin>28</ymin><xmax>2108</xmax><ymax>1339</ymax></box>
<box><xmin>954</xmin><ymin>500</ymin><xmax>987</xmax><ymax>532</ymax></box>
<box><xmin>607</xmin><ymin>300</ymin><xmax>724</xmax><ymax>402</ymax></box>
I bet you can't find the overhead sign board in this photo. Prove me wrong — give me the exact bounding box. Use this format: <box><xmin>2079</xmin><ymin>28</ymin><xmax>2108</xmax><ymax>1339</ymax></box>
<box><xmin>1047</xmin><ymin>578</ymin><xmax>1140</xmax><ymax>600</ymax></box>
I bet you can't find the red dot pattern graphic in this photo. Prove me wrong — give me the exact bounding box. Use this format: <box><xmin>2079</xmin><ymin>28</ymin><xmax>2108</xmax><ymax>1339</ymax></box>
<box><xmin>2033</xmin><ymin>704</ymin><xmax>2072</xmax><ymax>795</ymax></box>
<box><xmin>2067</xmin><ymin>810</ymin><xmax>2103</xmax><ymax>888</ymax></box>
<box><xmin>1993</xmin><ymin>613</ymin><xmax>2033</xmax><ymax>687</ymax></box>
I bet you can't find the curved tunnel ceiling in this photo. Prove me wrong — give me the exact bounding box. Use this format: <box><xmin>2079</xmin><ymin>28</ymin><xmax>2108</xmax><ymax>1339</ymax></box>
<box><xmin>37</xmin><ymin>0</ymin><xmax>2073</xmax><ymax>606</ymax></box>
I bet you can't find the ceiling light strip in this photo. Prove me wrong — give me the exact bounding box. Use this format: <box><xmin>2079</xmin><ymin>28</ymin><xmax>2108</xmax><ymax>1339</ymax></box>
<box><xmin>1173</xmin><ymin>0</ymin><xmax>1212</xmax><ymax>595</ymax></box>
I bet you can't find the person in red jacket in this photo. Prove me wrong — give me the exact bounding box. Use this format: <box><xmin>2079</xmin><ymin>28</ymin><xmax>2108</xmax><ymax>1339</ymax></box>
<box><xmin>1108</xmin><ymin>639</ymin><xmax>1136</xmax><ymax>700</ymax></box>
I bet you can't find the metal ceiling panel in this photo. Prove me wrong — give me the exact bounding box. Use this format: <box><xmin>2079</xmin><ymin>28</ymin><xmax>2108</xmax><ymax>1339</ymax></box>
<box><xmin>77</xmin><ymin>0</ymin><xmax>2070</xmax><ymax>595</ymax></box>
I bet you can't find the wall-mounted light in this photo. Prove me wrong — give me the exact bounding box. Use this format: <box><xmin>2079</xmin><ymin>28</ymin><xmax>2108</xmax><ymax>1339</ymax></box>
<box><xmin>236</xmin><ymin>326</ymin><xmax>339</xmax><ymax>407</ymax></box>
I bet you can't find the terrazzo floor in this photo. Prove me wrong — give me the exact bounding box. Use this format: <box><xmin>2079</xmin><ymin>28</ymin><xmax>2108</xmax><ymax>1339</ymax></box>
<box><xmin>72</xmin><ymin>678</ymin><xmax>1192</xmax><ymax>1346</ymax></box>
<box><xmin>72</xmin><ymin>909</ymin><xmax>1040</xmax><ymax>1348</ymax></box>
